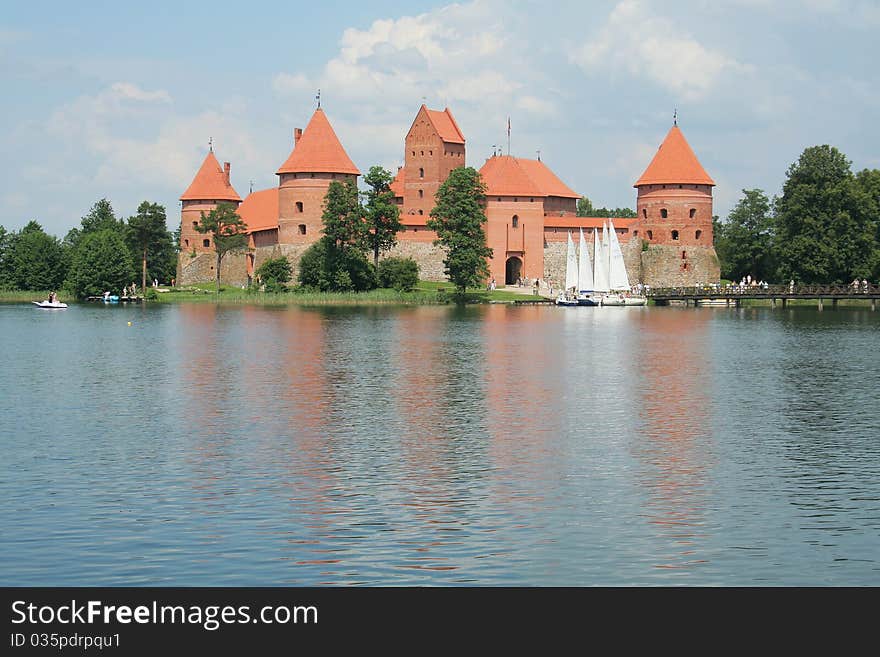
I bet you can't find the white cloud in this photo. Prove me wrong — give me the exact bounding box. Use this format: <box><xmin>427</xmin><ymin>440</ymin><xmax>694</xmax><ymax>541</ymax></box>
<box><xmin>571</xmin><ymin>0</ymin><xmax>748</xmax><ymax>101</ymax></box>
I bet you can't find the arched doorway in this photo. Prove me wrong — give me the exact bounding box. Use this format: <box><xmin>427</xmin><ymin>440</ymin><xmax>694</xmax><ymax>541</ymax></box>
<box><xmin>505</xmin><ymin>256</ymin><xmax>522</xmax><ymax>285</ymax></box>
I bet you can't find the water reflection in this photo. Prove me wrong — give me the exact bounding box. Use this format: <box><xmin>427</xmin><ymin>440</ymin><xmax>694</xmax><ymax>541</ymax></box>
<box><xmin>631</xmin><ymin>309</ymin><xmax>714</xmax><ymax>575</ymax></box>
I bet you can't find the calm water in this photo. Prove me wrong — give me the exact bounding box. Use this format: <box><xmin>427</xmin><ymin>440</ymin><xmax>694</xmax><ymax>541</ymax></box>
<box><xmin>1</xmin><ymin>301</ymin><xmax>878</xmax><ymax>585</ymax></box>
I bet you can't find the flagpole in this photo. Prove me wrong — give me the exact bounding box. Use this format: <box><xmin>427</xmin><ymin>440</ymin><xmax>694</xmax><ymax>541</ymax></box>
<box><xmin>507</xmin><ymin>117</ymin><xmax>510</xmax><ymax>156</ymax></box>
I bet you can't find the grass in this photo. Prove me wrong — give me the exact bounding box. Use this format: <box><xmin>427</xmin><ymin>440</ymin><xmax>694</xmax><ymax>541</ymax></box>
<box><xmin>143</xmin><ymin>280</ymin><xmax>547</xmax><ymax>306</ymax></box>
<box><xmin>0</xmin><ymin>290</ymin><xmax>57</xmax><ymax>302</ymax></box>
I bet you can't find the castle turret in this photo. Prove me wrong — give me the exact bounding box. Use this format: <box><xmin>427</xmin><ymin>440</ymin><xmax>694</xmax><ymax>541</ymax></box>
<box><xmin>633</xmin><ymin>124</ymin><xmax>719</xmax><ymax>285</ymax></box>
<box><xmin>275</xmin><ymin>108</ymin><xmax>359</xmax><ymax>244</ymax></box>
<box><xmin>179</xmin><ymin>150</ymin><xmax>242</xmax><ymax>254</ymax></box>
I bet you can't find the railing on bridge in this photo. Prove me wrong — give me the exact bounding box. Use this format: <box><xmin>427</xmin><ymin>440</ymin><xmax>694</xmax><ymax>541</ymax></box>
<box><xmin>646</xmin><ymin>283</ymin><xmax>880</xmax><ymax>299</ymax></box>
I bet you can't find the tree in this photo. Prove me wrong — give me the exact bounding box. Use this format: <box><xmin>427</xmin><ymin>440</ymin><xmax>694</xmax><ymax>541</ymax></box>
<box><xmin>576</xmin><ymin>196</ymin><xmax>636</xmax><ymax>218</ymax></box>
<box><xmin>255</xmin><ymin>256</ymin><xmax>292</xmax><ymax>292</ymax></box>
<box><xmin>577</xmin><ymin>196</ymin><xmax>594</xmax><ymax>217</ymax></box>
<box><xmin>775</xmin><ymin>145</ymin><xmax>876</xmax><ymax>283</ymax></box>
<box><xmin>297</xmin><ymin>239</ymin><xmax>376</xmax><ymax>292</ymax></box>
<box><xmin>0</xmin><ymin>225</ymin><xmax>13</xmax><ymax>289</ymax></box>
<box><xmin>194</xmin><ymin>203</ymin><xmax>249</xmax><ymax>293</ymax></box>
<box><xmin>714</xmin><ymin>189</ymin><xmax>775</xmax><ymax>282</ymax></box>
<box><xmin>855</xmin><ymin>168</ymin><xmax>880</xmax><ymax>279</ymax></box>
<box><xmin>65</xmin><ymin>230</ymin><xmax>134</xmax><ymax>298</ymax></box>
<box><xmin>377</xmin><ymin>257</ymin><xmax>419</xmax><ymax>291</ymax></box>
<box><xmin>126</xmin><ymin>201</ymin><xmax>170</xmax><ymax>294</ymax></box>
<box><xmin>426</xmin><ymin>166</ymin><xmax>493</xmax><ymax>295</ymax></box>
<box><xmin>322</xmin><ymin>179</ymin><xmax>365</xmax><ymax>249</ymax></box>
<box><xmin>362</xmin><ymin>166</ymin><xmax>402</xmax><ymax>266</ymax></box>
<box><xmin>10</xmin><ymin>221</ymin><xmax>66</xmax><ymax>291</ymax></box>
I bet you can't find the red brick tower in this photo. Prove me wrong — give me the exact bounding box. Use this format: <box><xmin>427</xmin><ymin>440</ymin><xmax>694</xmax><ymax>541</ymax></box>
<box><xmin>633</xmin><ymin>124</ymin><xmax>715</xmax><ymax>247</ymax></box>
<box><xmin>633</xmin><ymin>123</ymin><xmax>720</xmax><ymax>285</ymax></box>
<box><xmin>275</xmin><ymin>108</ymin><xmax>360</xmax><ymax>245</ymax></box>
<box><xmin>179</xmin><ymin>150</ymin><xmax>242</xmax><ymax>254</ymax></box>
<box><xmin>399</xmin><ymin>105</ymin><xmax>465</xmax><ymax>218</ymax></box>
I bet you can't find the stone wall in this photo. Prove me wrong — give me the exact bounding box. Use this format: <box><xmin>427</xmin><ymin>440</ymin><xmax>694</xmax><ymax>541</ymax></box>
<box><xmin>178</xmin><ymin>251</ymin><xmax>249</xmax><ymax>287</ymax></box>
<box><xmin>384</xmin><ymin>241</ymin><xmax>448</xmax><ymax>281</ymax></box>
<box><xmin>639</xmin><ymin>244</ymin><xmax>720</xmax><ymax>287</ymax></box>
<box><xmin>543</xmin><ymin>236</ymin><xmax>643</xmax><ymax>289</ymax></box>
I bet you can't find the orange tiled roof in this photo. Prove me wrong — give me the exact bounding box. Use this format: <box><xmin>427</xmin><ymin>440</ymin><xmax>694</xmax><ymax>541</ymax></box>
<box><xmin>479</xmin><ymin>155</ymin><xmax>579</xmax><ymax>198</ymax></box>
<box><xmin>480</xmin><ymin>155</ymin><xmax>543</xmax><ymax>197</ymax></box>
<box><xmin>180</xmin><ymin>151</ymin><xmax>242</xmax><ymax>202</ymax></box>
<box><xmin>390</xmin><ymin>168</ymin><xmax>405</xmax><ymax>198</ymax></box>
<box><xmin>238</xmin><ymin>188</ymin><xmax>279</xmax><ymax>233</ymax></box>
<box><xmin>517</xmin><ymin>159</ymin><xmax>579</xmax><ymax>198</ymax></box>
<box><xmin>425</xmin><ymin>106</ymin><xmax>465</xmax><ymax>144</ymax></box>
<box><xmin>276</xmin><ymin>109</ymin><xmax>360</xmax><ymax>176</ymax></box>
<box><xmin>634</xmin><ymin>125</ymin><xmax>715</xmax><ymax>187</ymax></box>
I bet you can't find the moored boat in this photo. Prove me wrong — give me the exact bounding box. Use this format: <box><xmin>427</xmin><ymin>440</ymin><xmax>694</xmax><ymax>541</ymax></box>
<box><xmin>32</xmin><ymin>300</ymin><xmax>68</xmax><ymax>309</ymax></box>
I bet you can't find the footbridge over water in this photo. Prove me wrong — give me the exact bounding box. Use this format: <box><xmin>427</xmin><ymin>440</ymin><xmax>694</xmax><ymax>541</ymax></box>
<box><xmin>647</xmin><ymin>284</ymin><xmax>880</xmax><ymax>310</ymax></box>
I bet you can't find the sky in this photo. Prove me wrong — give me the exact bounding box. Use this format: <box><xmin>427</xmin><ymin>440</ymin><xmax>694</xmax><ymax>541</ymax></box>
<box><xmin>2</xmin><ymin>0</ymin><xmax>879</xmax><ymax>238</ymax></box>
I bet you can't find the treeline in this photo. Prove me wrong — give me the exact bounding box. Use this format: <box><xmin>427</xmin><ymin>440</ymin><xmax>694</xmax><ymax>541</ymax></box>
<box><xmin>0</xmin><ymin>199</ymin><xmax>177</xmax><ymax>297</ymax></box>
<box><xmin>576</xmin><ymin>197</ymin><xmax>637</xmax><ymax>218</ymax></box>
<box><xmin>715</xmin><ymin>145</ymin><xmax>880</xmax><ymax>284</ymax></box>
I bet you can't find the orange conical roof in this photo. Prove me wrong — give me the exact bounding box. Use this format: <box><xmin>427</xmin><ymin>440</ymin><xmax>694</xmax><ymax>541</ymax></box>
<box><xmin>276</xmin><ymin>109</ymin><xmax>360</xmax><ymax>176</ymax></box>
<box><xmin>180</xmin><ymin>151</ymin><xmax>242</xmax><ymax>201</ymax></box>
<box><xmin>634</xmin><ymin>125</ymin><xmax>715</xmax><ymax>187</ymax></box>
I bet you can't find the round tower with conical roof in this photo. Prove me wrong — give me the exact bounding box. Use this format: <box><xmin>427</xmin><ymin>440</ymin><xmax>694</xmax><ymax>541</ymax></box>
<box><xmin>275</xmin><ymin>108</ymin><xmax>360</xmax><ymax>245</ymax></box>
<box><xmin>634</xmin><ymin>124</ymin><xmax>719</xmax><ymax>285</ymax></box>
<box><xmin>179</xmin><ymin>149</ymin><xmax>242</xmax><ymax>256</ymax></box>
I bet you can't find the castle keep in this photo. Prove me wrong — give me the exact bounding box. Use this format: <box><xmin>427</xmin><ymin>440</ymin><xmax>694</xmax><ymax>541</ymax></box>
<box><xmin>178</xmin><ymin>105</ymin><xmax>720</xmax><ymax>288</ymax></box>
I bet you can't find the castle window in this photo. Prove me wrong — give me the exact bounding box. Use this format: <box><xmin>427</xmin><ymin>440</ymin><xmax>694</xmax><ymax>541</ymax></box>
<box><xmin>530</xmin><ymin>198</ymin><xmax>534</xmax><ymax>203</ymax></box>
<box><xmin>192</xmin><ymin>221</ymin><xmax>198</xmax><ymax>229</ymax></box>
<box><xmin>310</xmin><ymin>173</ymin><xmax>314</xmax><ymax>178</ymax></box>
<box><xmin>642</xmin><ymin>208</ymin><xmax>647</xmax><ymax>219</ymax></box>
<box><xmin>695</xmin><ymin>229</ymin><xmax>702</xmax><ymax>240</ymax></box>
<box><xmin>647</xmin><ymin>230</ymin><xmax>653</xmax><ymax>240</ymax></box>
<box><xmin>295</xmin><ymin>202</ymin><xmax>303</xmax><ymax>213</ymax></box>
<box><xmin>418</xmin><ymin>210</ymin><xmax>423</xmax><ymax>215</ymax></box>
<box><xmin>514</xmin><ymin>198</ymin><xmax>518</xmax><ymax>202</ymax></box>
<box><xmin>682</xmin><ymin>250</ymin><xmax>687</xmax><ymax>259</ymax></box>
<box><xmin>512</xmin><ymin>215</ymin><xmax>519</xmax><ymax>228</ymax></box>
<box><xmin>412</xmin><ymin>150</ymin><xmax>415</xmax><ymax>156</ymax></box>
<box><xmin>184</xmin><ymin>239</ymin><xmax>189</xmax><ymax>247</ymax></box>
<box><xmin>429</xmin><ymin>150</ymin><xmax>432</xmax><ymax>156</ymax></box>
<box><xmin>419</xmin><ymin>168</ymin><xmax>424</xmax><ymax>178</ymax></box>
<box><xmin>660</xmin><ymin>208</ymin><xmax>668</xmax><ymax>219</ymax></box>
<box><xmin>679</xmin><ymin>185</ymin><xmax>682</xmax><ymax>189</ymax></box>
<box><xmin>689</xmin><ymin>208</ymin><xmax>696</xmax><ymax>219</ymax></box>
<box><xmin>203</xmin><ymin>239</ymin><xmax>210</xmax><ymax>248</ymax></box>
<box><xmin>498</xmin><ymin>197</ymin><xmax>502</xmax><ymax>202</ymax></box>
<box><xmin>421</xmin><ymin>151</ymin><xmax>424</xmax><ymax>156</ymax></box>
<box><xmin>671</xmin><ymin>230</ymin><xmax>679</xmax><ymax>240</ymax></box>
<box><xmin>633</xmin><ymin>230</ymin><xmax>638</xmax><ymax>237</ymax></box>
<box><xmin>418</xmin><ymin>189</ymin><xmax>424</xmax><ymax>198</ymax></box>
<box><xmin>298</xmin><ymin>224</ymin><xmax>306</xmax><ymax>235</ymax></box>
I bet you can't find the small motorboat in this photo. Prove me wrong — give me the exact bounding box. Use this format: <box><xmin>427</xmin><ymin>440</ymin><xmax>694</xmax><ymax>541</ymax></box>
<box><xmin>555</xmin><ymin>293</ymin><xmax>579</xmax><ymax>306</ymax></box>
<box><xmin>33</xmin><ymin>300</ymin><xmax>68</xmax><ymax>309</ymax></box>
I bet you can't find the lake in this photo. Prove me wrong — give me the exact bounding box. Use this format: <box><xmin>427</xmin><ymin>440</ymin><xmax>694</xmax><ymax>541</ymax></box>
<box><xmin>1</xmin><ymin>301</ymin><xmax>878</xmax><ymax>585</ymax></box>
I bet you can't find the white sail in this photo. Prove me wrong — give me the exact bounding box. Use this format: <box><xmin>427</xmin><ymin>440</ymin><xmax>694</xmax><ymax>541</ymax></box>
<box><xmin>577</xmin><ymin>228</ymin><xmax>593</xmax><ymax>292</ymax></box>
<box><xmin>593</xmin><ymin>225</ymin><xmax>609</xmax><ymax>292</ymax></box>
<box><xmin>564</xmin><ymin>231</ymin><xmax>578</xmax><ymax>291</ymax></box>
<box><xmin>607</xmin><ymin>219</ymin><xmax>630</xmax><ymax>291</ymax></box>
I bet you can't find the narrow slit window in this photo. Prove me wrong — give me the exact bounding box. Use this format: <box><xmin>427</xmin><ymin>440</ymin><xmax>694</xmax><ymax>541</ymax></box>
<box><xmin>298</xmin><ymin>224</ymin><xmax>306</xmax><ymax>235</ymax></box>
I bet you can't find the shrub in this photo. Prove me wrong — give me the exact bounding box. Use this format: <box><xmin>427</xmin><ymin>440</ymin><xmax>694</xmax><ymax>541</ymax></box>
<box><xmin>263</xmin><ymin>279</ymin><xmax>287</xmax><ymax>294</ymax></box>
<box><xmin>377</xmin><ymin>257</ymin><xmax>419</xmax><ymax>291</ymax></box>
<box><xmin>298</xmin><ymin>239</ymin><xmax>377</xmax><ymax>292</ymax></box>
<box><xmin>145</xmin><ymin>288</ymin><xmax>158</xmax><ymax>301</ymax></box>
<box><xmin>255</xmin><ymin>256</ymin><xmax>292</xmax><ymax>285</ymax></box>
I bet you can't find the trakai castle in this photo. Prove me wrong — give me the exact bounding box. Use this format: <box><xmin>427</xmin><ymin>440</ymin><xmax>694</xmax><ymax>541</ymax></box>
<box><xmin>178</xmin><ymin>104</ymin><xmax>720</xmax><ymax>287</ymax></box>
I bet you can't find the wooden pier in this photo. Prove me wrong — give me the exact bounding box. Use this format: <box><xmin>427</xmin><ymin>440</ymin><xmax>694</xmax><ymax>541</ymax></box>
<box><xmin>86</xmin><ymin>295</ymin><xmax>145</xmax><ymax>303</ymax></box>
<box><xmin>647</xmin><ymin>284</ymin><xmax>879</xmax><ymax>310</ymax></box>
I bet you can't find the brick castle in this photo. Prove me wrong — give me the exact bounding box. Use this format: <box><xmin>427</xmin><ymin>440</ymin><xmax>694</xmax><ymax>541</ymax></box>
<box><xmin>178</xmin><ymin>104</ymin><xmax>720</xmax><ymax>288</ymax></box>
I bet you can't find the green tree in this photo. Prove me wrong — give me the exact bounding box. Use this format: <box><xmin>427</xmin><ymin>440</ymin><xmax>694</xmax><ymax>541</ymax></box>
<box><xmin>576</xmin><ymin>197</ymin><xmax>636</xmax><ymax>218</ymax></box>
<box><xmin>855</xmin><ymin>168</ymin><xmax>880</xmax><ymax>279</ymax></box>
<box><xmin>10</xmin><ymin>221</ymin><xmax>66</xmax><ymax>291</ymax></box>
<box><xmin>0</xmin><ymin>225</ymin><xmax>13</xmax><ymax>289</ymax></box>
<box><xmin>126</xmin><ymin>201</ymin><xmax>170</xmax><ymax>294</ymax></box>
<box><xmin>65</xmin><ymin>230</ymin><xmax>134</xmax><ymax>298</ymax></box>
<box><xmin>297</xmin><ymin>239</ymin><xmax>376</xmax><ymax>292</ymax></box>
<box><xmin>194</xmin><ymin>203</ymin><xmax>249</xmax><ymax>293</ymax></box>
<box><xmin>775</xmin><ymin>145</ymin><xmax>876</xmax><ymax>283</ymax></box>
<box><xmin>322</xmin><ymin>179</ymin><xmax>365</xmax><ymax>249</ymax></box>
<box><xmin>362</xmin><ymin>166</ymin><xmax>402</xmax><ymax>266</ymax></box>
<box><xmin>377</xmin><ymin>256</ymin><xmax>419</xmax><ymax>291</ymax></box>
<box><xmin>577</xmin><ymin>196</ymin><xmax>594</xmax><ymax>217</ymax></box>
<box><xmin>255</xmin><ymin>256</ymin><xmax>292</xmax><ymax>292</ymax></box>
<box><xmin>426</xmin><ymin>166</ymin><xmax>493</xmax><ymax>295</ymax></box>
<box><xmin>714</xmin><ymin>189</ymin><xmax>775</xmax><ymax>282</ymax></box>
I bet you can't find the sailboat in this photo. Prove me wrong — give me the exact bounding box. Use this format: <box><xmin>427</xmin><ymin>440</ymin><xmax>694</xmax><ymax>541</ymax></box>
<box><xmin>555</xmin><ymin>232</ymin><xmax>580</xmax><ymax>306</ymax></box>
<box><xmin>576</xmin><ymin>228</ymin><xmax>599</xmax><ymax>306</ymax></box>
<box><xmin>600</xmin><ymin>219</ymin><xmax>647</xmax><ymax>306</ymax></box>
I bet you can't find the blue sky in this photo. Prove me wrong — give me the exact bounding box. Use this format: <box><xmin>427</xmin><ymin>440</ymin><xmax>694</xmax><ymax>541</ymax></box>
<box><xmin>2</xmin><ymin>0</ymin><xmax>878</xmax><ymax>237</ymax></box>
